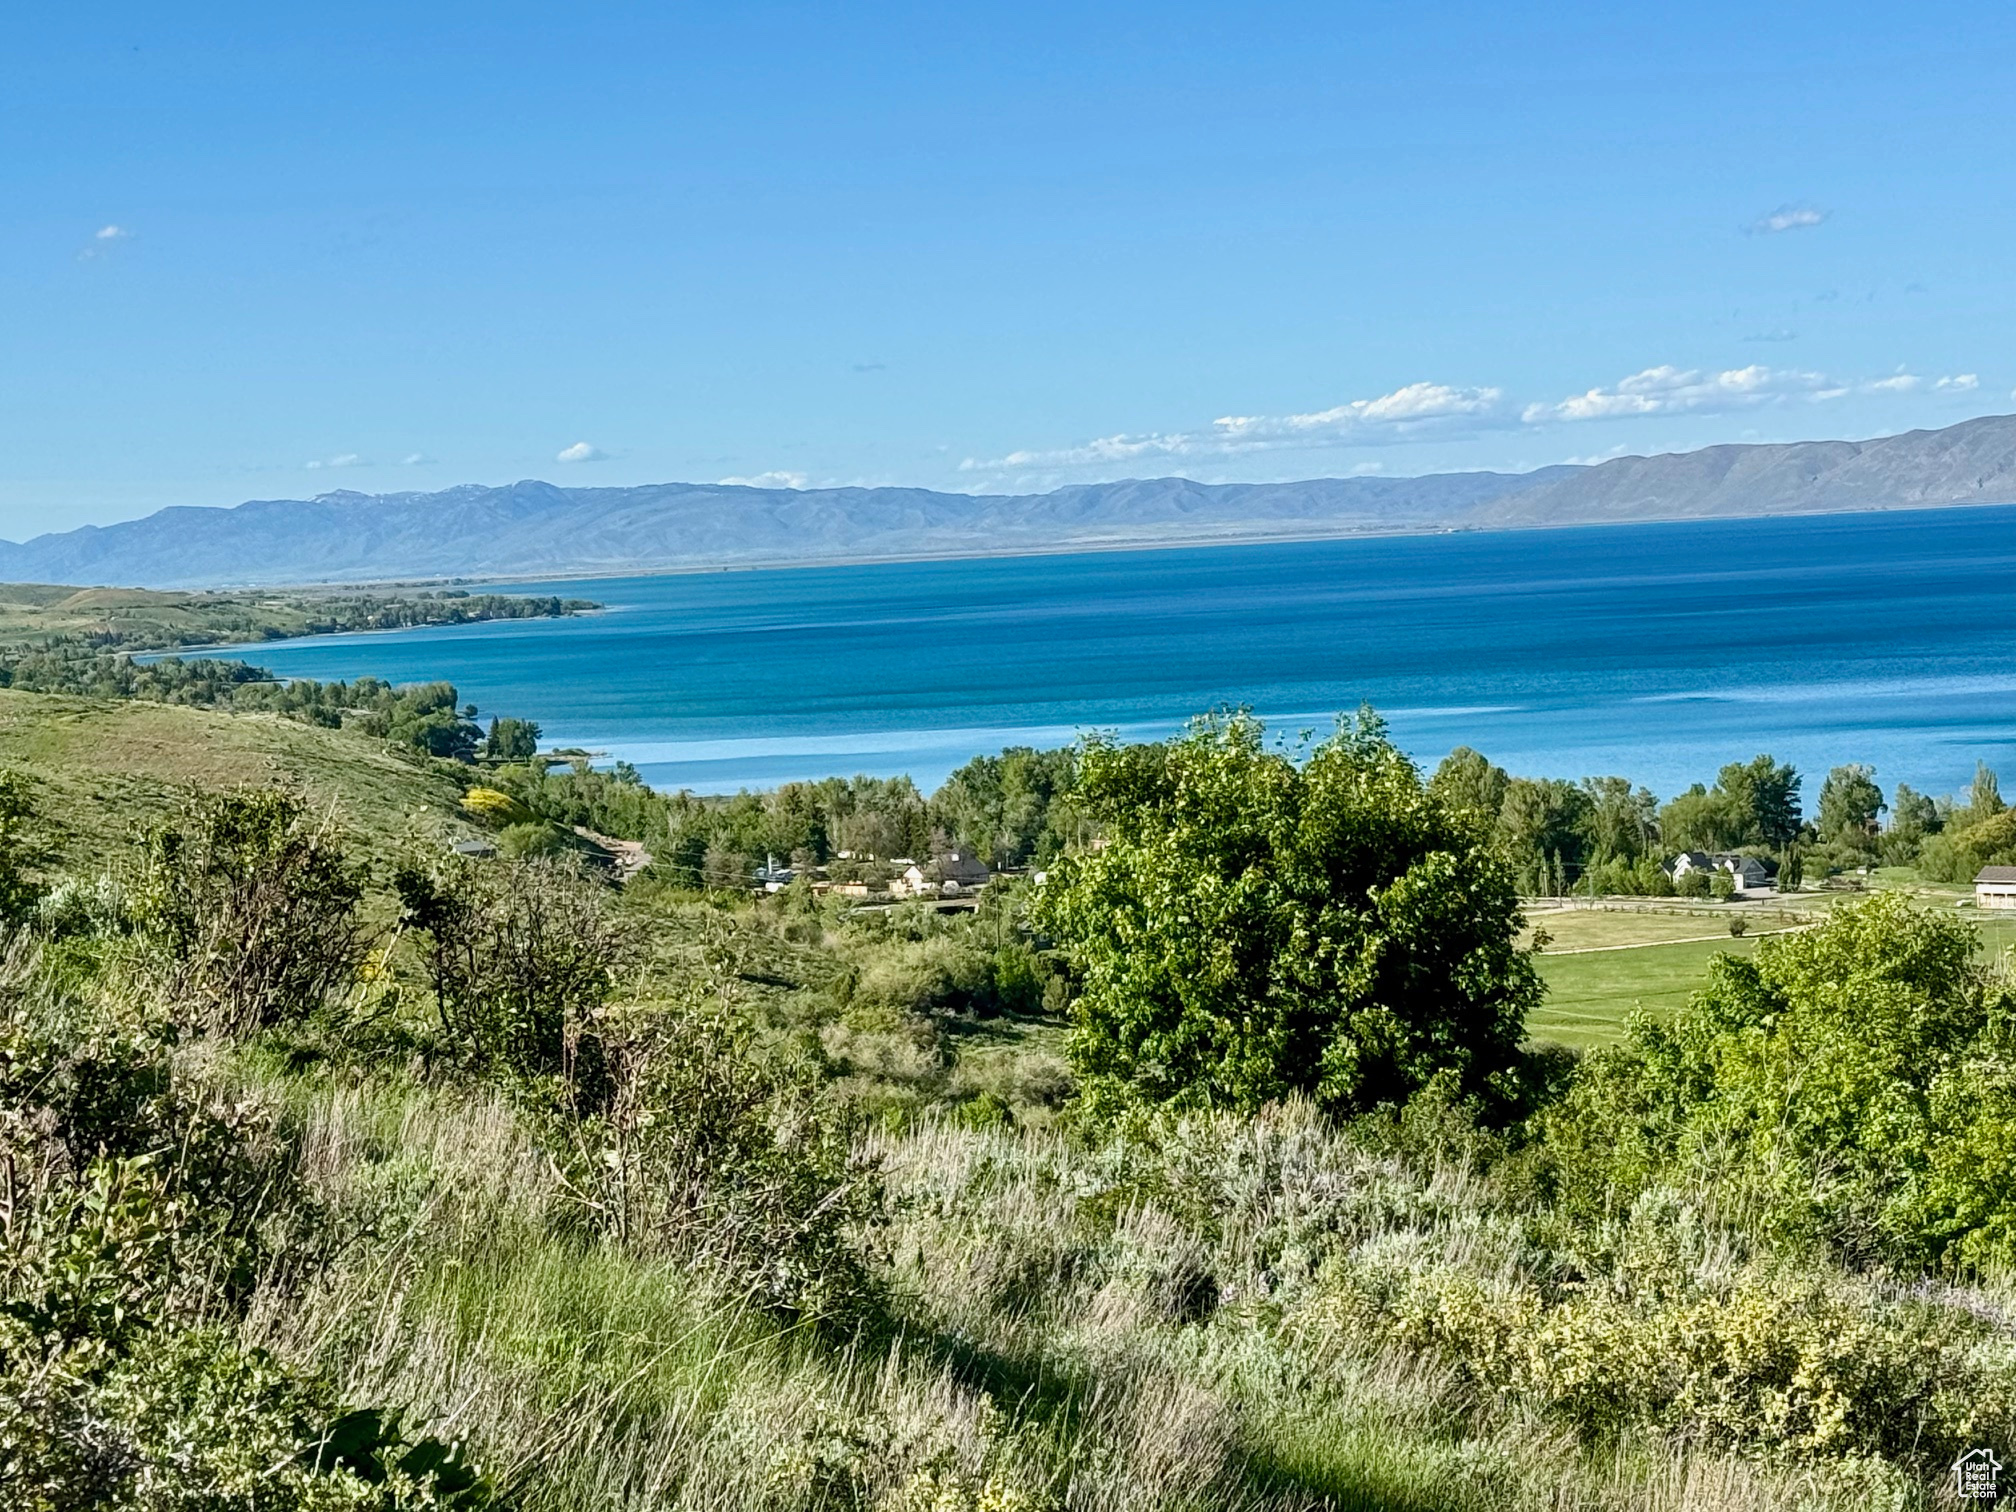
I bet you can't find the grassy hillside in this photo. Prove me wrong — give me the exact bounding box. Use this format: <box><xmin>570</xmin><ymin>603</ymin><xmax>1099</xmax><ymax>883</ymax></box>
<box><xmin>0</xmin><ymin>687</ymin><xmax>474</xmax><ymax>865</ymax></box>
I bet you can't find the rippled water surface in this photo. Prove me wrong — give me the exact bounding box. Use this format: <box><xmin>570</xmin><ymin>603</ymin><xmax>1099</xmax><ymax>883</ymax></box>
<box><xmin>188</xmin><ymin>506</ymin><xmax>2016</xmax><ymax>795</ymax></box>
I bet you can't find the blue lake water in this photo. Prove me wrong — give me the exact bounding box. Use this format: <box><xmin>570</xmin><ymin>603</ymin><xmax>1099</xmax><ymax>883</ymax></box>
<box><xmin>185</xmin><ymin>507</ymin><xmax>2016</xmax><ymax>800</ymax></box>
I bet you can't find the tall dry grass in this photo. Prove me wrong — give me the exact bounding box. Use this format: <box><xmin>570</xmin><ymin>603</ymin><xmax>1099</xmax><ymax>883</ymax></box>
<box><xmin>206</xmin><ymin>1062</ymin><xmax>1994</xmax><ymax>1511</ymax></box>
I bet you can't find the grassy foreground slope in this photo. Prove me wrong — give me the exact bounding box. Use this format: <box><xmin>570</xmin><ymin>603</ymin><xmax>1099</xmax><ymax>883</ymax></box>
<box><xmin>0</xmin><ymin>688</ymin><xmax>471</xmax><ymax>864</ymax></box>
<box><xmin>8</xmin><ymin>695</ymin><xmax>2016</xmax><ymax>1510</ymax></box>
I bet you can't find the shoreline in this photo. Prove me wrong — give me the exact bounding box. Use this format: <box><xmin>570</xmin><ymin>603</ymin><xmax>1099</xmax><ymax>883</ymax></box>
<box><xmin>124</xmin><ymin>601</ymin><xmax>602</xmax><ymax>664</ymax></box>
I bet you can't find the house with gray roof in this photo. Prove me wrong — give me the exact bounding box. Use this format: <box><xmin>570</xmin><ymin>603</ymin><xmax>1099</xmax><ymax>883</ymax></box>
<box><xmin>1667</xmin><ymin>850</ymin><xmax>1777</xmax><ymax>895</ymax></box>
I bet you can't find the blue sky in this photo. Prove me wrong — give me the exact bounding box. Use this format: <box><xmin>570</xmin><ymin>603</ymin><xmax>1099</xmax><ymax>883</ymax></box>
<box><xmin>5</xmin><ymin>2</ymin><xmax>2014</xmax><ymax>536</ymax></box>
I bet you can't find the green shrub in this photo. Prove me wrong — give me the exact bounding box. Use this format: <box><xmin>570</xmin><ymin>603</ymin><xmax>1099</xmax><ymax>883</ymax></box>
<box><xmin>1578</xmin><ymin>854</ymin><xmax>1675</xmax><ymax>897</ymax></box>
<box><xmin>848</xmin><ymin>934</ymin><xmax>1046</xmax><ymax>1022</ymax></box>
<box><xmin>544</xmin><ymin>1002</ymin><xmax>885</xmax><ymax>1325</ymax></box>
<box><xmin>131</xmin><ymin>790</ymin><xmax>369</xmax><ymax>1036</ymax></box>
<box><xmin>1313</xmin><ymin>1244</ymin><xmax>2016</xmax><ymax>1465</ymax></box>
<box><xmin>496</xmin><ymin>819</ymin><xmax>570</xmax><ymax>859</ymax></box>
<box><xmin>394</xmin><ymin>854</ymin><xmax>628</xmax><ymax>1093</ymax></box>
<box><xmin>0</xmin><ymin>995</ymin><xmax>487</xmax><ymax>1510</ymax></box>
<box><xmin>33</xmin><ymin>876</ymin><xmax>128</xmax><ymax>941</ymax></box>
<box><xmin>1034</xmin><ymin>710</ymin><xmax>1539</xmax><ymax>1121</ymax></box>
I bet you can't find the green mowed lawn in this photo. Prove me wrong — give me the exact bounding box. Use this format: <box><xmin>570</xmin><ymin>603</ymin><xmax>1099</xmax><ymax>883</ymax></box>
<box><xmin>1528</xmin><ymin>907</ymin><xmax>2016</xmax><ymax>1051</ymax></box>
<box><xmin>1521</xmin><ymin>904</ymin><xmax>1821</xmax><ymax>952</ymax></box>
<box><xmin>1530</xmin><ymin>935</ymin><xmax>1758</xmax><ymax>1050</ymax></box>
<box><xmin>1974</xmin><ymin>912</ymin><xmax>2016</xmax><ymax>956</ymax></box>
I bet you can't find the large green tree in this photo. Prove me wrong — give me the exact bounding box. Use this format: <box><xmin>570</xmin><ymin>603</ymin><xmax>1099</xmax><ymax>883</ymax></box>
<box><xmin>1578</xmin><ymin>775</ymin><xmax>1658</xmax><ymax>861</ymax></box>
<box><xmin>1033</xmin><ymin>710</ymin><xmax>1541</xmax><ymax>1119</ymax></box>
<box><xmin>1657</xmin><ymin>784</ymin><xmax>1747</xmax><ymax>853</ymax></box>
<box><xmin>1715</xmin><ymin>753</ymin><xmax>1803</xmax><ymax>849</ymax></box>
<box><xmin>1816</xmin><ymin>762</ymin><xmax>1885</xmax><ymax>845</ymax></box>
<box><xmin>1658</xmin><ymin>754</ymin><xmax>1801</xmax><ymax>853</ymax></box>
<box><xmin>931</xmin><ymin>745</ymin><xmax>1080</xmax><ymax>866</ymax></box>
<box><xmin>1427</xmin><ymin>746</ymin><xmax>1509</xmax><ymax>823</ymax></box>
<box><xmin>1496</xmin><ymin>776</ymin><xmax>1591</xmax><ymax>891</ymax></box>
<box><xmin>1972</xmin><ymin>762</ymin><xmax>2006</xmax><ymax>819</ymax></box>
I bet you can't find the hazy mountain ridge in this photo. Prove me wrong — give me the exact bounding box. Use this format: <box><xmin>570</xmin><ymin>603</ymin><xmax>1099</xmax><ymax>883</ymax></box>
<box><xmin>8</xmin><ymin>413</ymin><xmax>2015</xmax><ymax>588</ymax></box>
<box><xmin>1483</xmin><ymin>413</ymin><xmax>2016</xmax><ymax>524</ymax></box>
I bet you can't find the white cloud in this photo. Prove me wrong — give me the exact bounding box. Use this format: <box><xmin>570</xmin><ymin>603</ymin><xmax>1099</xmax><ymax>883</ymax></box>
<box><xmin>78</xmin><ymin>224</ymin><xmax>135</xmax><ymax>260</ymax></box>
<box><xmin>555</xmin><ymin>441</ymin><xmax>607</xmax><ymax>463</ymax></box>
<box><xmin>1747</xmin><ymin>204</ymin><xmax>1828</xmax><ymax>235</ymax></box>
<box><xmin>1856</xmin><ymin>371</ymin><xmax>1979</xmax><ymax>396</ymax></box>
<box><xmin>1212</xmin><ymin>382</ymin><xmax>1507</xmax><ymax>444</ymax></box>
<box><xmin>1523</xmin><ymin>365</ymin><xmax>1840</xmax><ymax>423</ymax></box>
<box><xmin>961</xmin><ymin>381</ymin><xmax>1509</xmax><ymax>473</ymax></box>
<box><xmin>962</xmin><ymin>360</ymin><xmax>1998</xmax><ymax>481</ymax></box>
<box><xmin>304</xmin><ymin>453</ymin><xmax>368</xmax><ymax>470</ymax></box>
<box><xmin>718</xmin><ymin>470</ymin><xmax>811</xmax><ymax>489</ymax></box>
<box><xmin>401</xmin><ymin>452</ymin><xmax>434</xmax><ymax>465</ymax></box>
<box><xmin>1525</xmin><ymin>364</ymin><xmax>1991</xmax><ymax>425</ymax></box>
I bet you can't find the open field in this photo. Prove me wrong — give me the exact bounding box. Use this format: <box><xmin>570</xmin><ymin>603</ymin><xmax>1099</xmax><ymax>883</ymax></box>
<box><xmin>1520</xmin><ymin>898</ymin><xmax>1829</xmax><ymax>952</ymax></box>
<box><xmin>1525</xmin><ymin>891</ymin><xmax>2016</xmax><ymax>1050</ymax></box>
<box><xmin>1531</xmin><ymin>935</ymin><xmax>1761</xmax><ymax>1049</ymax></box>
<box><xmin>1973</xmin><ymin>911</ymin><xmax>2016</xmax><ymax>957</ymax></box>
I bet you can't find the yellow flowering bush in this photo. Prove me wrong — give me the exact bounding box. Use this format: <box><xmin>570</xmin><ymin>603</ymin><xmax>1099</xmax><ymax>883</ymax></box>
<box><xmin>459</xmin><ymin>786</ymin><xmax>533</xmax><ymax>827</ymax></box>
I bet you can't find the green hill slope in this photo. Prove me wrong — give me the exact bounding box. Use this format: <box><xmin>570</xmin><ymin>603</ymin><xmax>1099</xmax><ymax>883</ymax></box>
<box><xmin>0</xmin><ymin>688</ymin><xmax>474</xmax><ymax>866</ymax></box>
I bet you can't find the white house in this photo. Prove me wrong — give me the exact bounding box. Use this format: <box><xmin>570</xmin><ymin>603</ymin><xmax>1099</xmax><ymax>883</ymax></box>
<box><xmin>892</xmin><ymin>850</ymin><xmax>993</xmax><ymax>899</ymax></box>
<box><xmin>1976</xmin><ymin>866</ymin><xmax>2016</xmax><ymax>911</ymax></box>
<box><xmin>1668</xmin><ymin>851</ymin><xmax>1776</xmax><ymax>895</ymax></box>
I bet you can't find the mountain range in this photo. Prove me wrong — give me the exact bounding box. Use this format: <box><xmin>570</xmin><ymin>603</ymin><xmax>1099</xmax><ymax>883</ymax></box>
<box><xmin>10</xmin><ymin>412</ymin><xmax>2016</xmax><ymax>589</ymax></box>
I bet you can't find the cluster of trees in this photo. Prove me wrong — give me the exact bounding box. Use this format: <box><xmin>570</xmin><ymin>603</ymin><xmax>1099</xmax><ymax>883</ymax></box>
<box><xmin>0</xmin><ymin>588</ymin><xmax>588</xmax><ymax>762</ymax></box>
<box><xmin>1427</xmin><ymin>742</ymin><xmax>2012</xmax><ymax>894</ymax></box>
<box><xmin>0</xmin><ymin>646</ymin><xmax>557</xmax><ymax>765</ymax></box>
<box><xmin>466</xmin><ymin>723</ymin><xmax>2010</xmax><ymax>899</ymax></box>
<box><xmin>479</xmin><ymin>745</ymin><xmax>1083</xmax><ymax>890</ymax></box>
<box><xmin>262</xmin><ymin>591</ymin><xmax>592</xmax><ymax>640</ymax></box>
